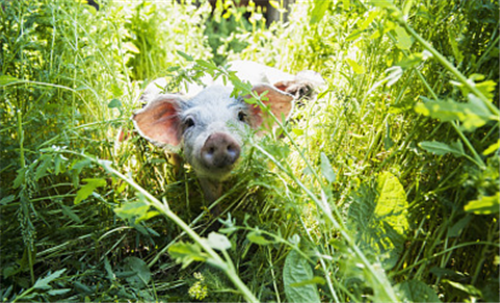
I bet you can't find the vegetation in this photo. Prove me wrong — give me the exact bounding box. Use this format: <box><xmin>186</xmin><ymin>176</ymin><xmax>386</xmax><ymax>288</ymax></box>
<box><xmin>1</xmin><ymin>0</ymin><xmax>498</xmax><ymax>302</ymax></box>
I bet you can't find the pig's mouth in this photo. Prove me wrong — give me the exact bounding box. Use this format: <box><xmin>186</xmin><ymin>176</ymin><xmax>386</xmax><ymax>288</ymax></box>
<box><xmin>196</xmin><ymin>161</ymin><xmax>239</xmax><ymax>182</ymax></box>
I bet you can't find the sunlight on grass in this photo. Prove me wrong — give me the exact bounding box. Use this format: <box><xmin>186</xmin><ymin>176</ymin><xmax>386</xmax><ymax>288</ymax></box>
<box><xmin>1</xmin><ymin>0</ymin><xmax>498</xmax><ymax>302</ymax></box>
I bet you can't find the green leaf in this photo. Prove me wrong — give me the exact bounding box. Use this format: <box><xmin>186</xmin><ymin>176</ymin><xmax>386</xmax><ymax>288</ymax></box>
<box><xmin>74</xmin><ymin>178</ymin><xmax>106</xmax><ymax>204</ymax></box>
<box><xmin>447</xmin><ymin>28</ymin><xmax>464</xmax><ymax>64</ymax></box>
<box><xmin>35</xmin><ymin>154</ymin><xmax>52</xmax><ymax>181</ymax></box>
<box><xmin>346</xmin><ymin>58</ymin><xmax>365</xmax><ymax>74</ymax></box>
<box><xmin>47</xmin><ymin>288</ymin><xmax>71</xmax><ymax>296</ymax></box>
<box><xmin>396</xmin><ymin>279</ymin><xmax>441</xmax><ymax>302</ymax></box>
<box><xmin>347</xmin><ymin>172</ymin><xmax>409</xmax><ymax>269</ymax></box>
<box><xmin>108</xmin><ymin>98</ymin><xmax>122</xmax><ymax>109</ymax></box>
<box><xmin>54</xmin><ymin>154</ymin><xmax>66</xmax><ymax>175</ymax></box>
<box><xmin>443</xmin><ymin>279</ymin><xmax>482</xmax><ymax>297</ymax></box>
<box><xmin>483</xmin><ymin>139</ymin><xmax>499</xmax><ymax>156</ymax></box>
<box><xmin>283</xmin><ymin>250</ymin><xmax>321</xmax><ymax>303</ymax></box>
<box><xmin>177</xmin><ymin>50</ymin><xmax>193</xmax><ymax>61</ymax></box>
<box><xmin>396</xmin><ymin>53</ymin><xmax>424</xmax><ymax>69</ymax></box>
<box><xmin>104</xmin><ymin>257</ymin><xmax>115</xmax><ymax>281</ymax></box>
<box><xmin>195</xmin><ymin>59</ymin><xmax>217</xmax><ymax>70</ymax></box>
<box><xmin>375</xmin><ymin>172</ymin><xmax>409</xmax><ymax>235</ymax></box>
<box><xmin>123</xmin><ymin>257</ymin><xmax>151</xmax><ymax>289</ymax></box>
<box><xmin>33</xmin><ymin>269</ymin><xmax>67</xmax><ymax>290</ymax></box>
<box><xmin>384</xmin><ymin>122</ymin><xmax>394</xmax><ymax>150</ymax></box>
<box><xmin>168</xmin><ymin>242</ymin><xmax>207</xmax><ymax>269</ymax></box>
<box><xmin>320</xmin><ymin>152</ymin><xmax>336</xmax><ymax>183</ymax></box>
<box><xmin>402</xmin><ymin>0</ymin><xmax>414</xmax><ymax>17</ymax></box>
<box><xmin>61</xmin><ymin>204</ymin><xmax>82</xmax><ymax>223</ymax></box>
<box><xmin>358</xmin><ymin>10</ymin><xmax>378</xmax><ymax>30</ymax></box>
<box><xmin>464</xmin><ymin>193</ymin><xmax>500</xmax><ymax>215</ymax></box>
<box><xmin>394</xmin><ymin>25</ymin><xmax>413</xmax><ymax>50</ymax></box>
<box><xmin>414</xmin><ymin>96</ymin><xmax>497</xmax><ymax>132</ymax></box>
<box><xmin>207</xmin><ymin>232</ymin><xmax>232</xmax><ymax>251</ymax></box>
<box><xmin>310</xmin><ymin>0</ymin><xmax>329</xmax><ymax>25</ymax></box>
<box><xmin>370</xmin><ymin>0</ymin><xmax>396</xmax><ymax>9</ymax></box>
<box><xmin>0</xmin><ymin>195</ymin><xmax>16</xmax><ymax>205</ymax></box>
<box><xmin>451</xmin><ymin>76</ymin><xmax>497</xmax><ymax>102</ymax></box>
<box><xmin>0</xmin><ymin>75</ymin><xmax>19</xmax><ymax>85</ymax></box>
<box><xmin>247</xmin><ymin>231</ymin><xmax>274</xmax><ymax>245</ymax></box>
<box><xmin>123</xmin><ymin>42</ymin><xmax>140</xmax><ymax>54</ymax></box>
<box><xmin>419</xmin><ymin>140</ymin><xmax>465</xmax><ymax>157</ymax></box>
<box><xmin>290</xmin><ymin>276</ymin><xmax>326</xmax><ymax>287</ymax></box>
<box><xmin>114</xmin><ymin>199</ymin><xmax>158</xmax><ymax>223</ymax></box>
<box><xmin>447</xmin><ymin>216</ymin><xmax>472</xmax><ymax>237</ymax></box>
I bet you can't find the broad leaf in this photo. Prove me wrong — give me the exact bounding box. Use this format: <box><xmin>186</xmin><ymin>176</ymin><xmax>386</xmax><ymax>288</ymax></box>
<box><xmin>347</xmin><ymin>172</ymin><xmax>409</xmax><ymax>269</ymax></box>
<box><xmin>123</xmin><ymin>257</ymin><xmax>151</xmax><ymax>289</ymax></box>
<box><xmin>247</xmin><ymin>231</ymin><xmax>275</xmax><ymax>245</ymax></box>
<box><xmin>447</xmin><ymin>216</ymin><xmax>472</xmax><ymax>238</ymax></box>
<box><xmin>396</xmin><ymin>279</ymin><xmax>441</xmax><ymax>302</ymax></box>
<box><xmin>283</xmin><ymin>250</ymin><xmax>321</xmax><ymax>303</ymax></box>
<box><xmin>375</xmin><ymin>172</ymin><xmax>409</xmax><ymax>235</ymax></box>
<box><xmin>74</xmin><ymin>178</ymin><xmax>106</xmax><ymax>204</ymax></box>
<box><xmin>33</xmin><ymin>269</ymin><xmax>67</xmax><ymax>290</ymax></box>
<box><xmin>168</xmin><ymin>242</ymin><xmax>207</xmax><ymax>269</ymax></box>
<box><xmin>419</xmin><ymin>140</ymin><xmax>465</xmax><ymax>157</ymax></box>
<box><xmin>346</xmin><ymin>58</ymin><xmax>365</xmax><ymax>74</ymax></box>
<box><xmin>310</xmin><ymin>0</ymin><xmax>329</xmax><ymax>25</ymax></box>
<box><xmin>415</xmin><ymin>96</ymin><xmax>497</xmax><ymax>132</ymax></box>
<box><xmin>394</xmin><ymin>26</ymin><xmax>413</xmax><ymax>50</ymax></box>
<box><xmin>114</xmin><ymin>199</ymin><xmax>159</xmax><ymax>223</ymax></box>
<box><xmin>108</xmin><ymin>98</ymin><xmax>122</xmax><ymax>109</ymax></box>
<box><xmin>0</xmin><ymin>75</ymin><xmax>19</xmax><ymax>85</ymax></box>
<box><xmin>464</xmin><ymin>193</ymin><xmax>499</xmax><ymax>215</ymax></box>
<box><xmin>320</xmin><ymin>152</ymin><xmax>336</xmax><ymax>183</ymax></box>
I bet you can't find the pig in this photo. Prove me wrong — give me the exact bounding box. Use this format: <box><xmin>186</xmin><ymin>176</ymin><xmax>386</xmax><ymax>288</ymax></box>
<box><xmin>132</xmin><ymin>61</ymin><xmax>323</xmax><ymax>203</ymax></box>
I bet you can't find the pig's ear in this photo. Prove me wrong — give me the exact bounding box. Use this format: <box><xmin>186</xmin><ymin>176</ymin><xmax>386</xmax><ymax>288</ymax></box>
<box><xmin>273</xmin><ymin>70</ymin><xmax>325</xmax><ymax>99</ymax></box>
<box><xmin>245</xmin><ymin>84</ymin><xmax>295</xmax><ymax>129</ymax></box>
<box><xmin>132</xmin><ymin>94</ymin><xmax>183</xmax><ymax>149</ymax></box>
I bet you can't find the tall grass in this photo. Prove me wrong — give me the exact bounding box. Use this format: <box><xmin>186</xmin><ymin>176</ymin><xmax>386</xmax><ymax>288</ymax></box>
<box><xmin>1</xmin><ymin>0</ymin><xmax>498</xmax><ymax>302</ymax></box>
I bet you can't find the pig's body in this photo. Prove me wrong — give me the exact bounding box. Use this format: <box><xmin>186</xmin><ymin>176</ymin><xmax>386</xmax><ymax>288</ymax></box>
<box><xmin>133</xmin><ymin>61</ymin><xmax>323</xmax><ymax>203</ymax></box>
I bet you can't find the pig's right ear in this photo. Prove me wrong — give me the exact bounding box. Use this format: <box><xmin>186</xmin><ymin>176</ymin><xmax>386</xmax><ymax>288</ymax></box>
<box><xmin>245</xmin><ymin>84</ymin><xmax>295</xmax><ymax>130</ymax></box>
<box><xmin>132</xmin><ymin>94</ymin><xmax>183</xmax><ymax>149</ymax></box>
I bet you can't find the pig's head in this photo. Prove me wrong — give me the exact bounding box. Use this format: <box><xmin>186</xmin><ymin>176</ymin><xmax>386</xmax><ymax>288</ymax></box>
<box><xmin>132</xmin><ymin>84</ymin><xmax>294</xmax><ymax>182</ymax></box>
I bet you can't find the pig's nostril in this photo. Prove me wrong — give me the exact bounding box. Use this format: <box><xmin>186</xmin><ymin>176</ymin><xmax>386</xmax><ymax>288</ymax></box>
<box><xmin>209</xmin><ymin>147</ymin><xmax>215</xmax><ymax>154</ymax></box>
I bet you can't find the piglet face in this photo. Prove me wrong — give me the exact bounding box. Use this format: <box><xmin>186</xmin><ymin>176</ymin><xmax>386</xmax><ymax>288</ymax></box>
<box><xmin>180</xmin><ymin>85</ymin><xmax>250</xmax><ymax>181</ymax></box>
<box><xmin>132</xmin><ymin>83</ymin><xmax>294</xmax><ymax>182</ymax></box>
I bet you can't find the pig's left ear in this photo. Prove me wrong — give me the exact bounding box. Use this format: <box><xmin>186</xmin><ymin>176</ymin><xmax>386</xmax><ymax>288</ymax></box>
<box><xmin>132</xmin><ymin>94</ymin><xmax>183</xmax><ymax>150</ymax></box>
<box><xmin>245</xmin><ymin>84</ymin><xmax>295</xmax><ymax>130</ymax></box>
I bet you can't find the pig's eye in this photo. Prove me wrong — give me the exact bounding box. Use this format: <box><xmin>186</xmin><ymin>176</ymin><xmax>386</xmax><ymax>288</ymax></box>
<box><xmin>184</xmin><ymin>117</ymin><xmax>195</xmax><ymax>128</ymax></box>
<box><xmin>237</xmin><ymin>111</ymin><xmax>247</xmax><ymax>122</ymax></box>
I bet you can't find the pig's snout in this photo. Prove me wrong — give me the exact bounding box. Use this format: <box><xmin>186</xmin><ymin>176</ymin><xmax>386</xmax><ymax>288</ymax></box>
<box><xmin>201</xmin><ymin>132</ymin><xmax>241</xmax><ymax>170</ymax></box>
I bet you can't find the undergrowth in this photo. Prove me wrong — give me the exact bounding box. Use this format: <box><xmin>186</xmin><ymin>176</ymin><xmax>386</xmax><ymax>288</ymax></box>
<box><xmin>1</xmin><ymin>0</ymin><xmax>498</xmax><ymax>302</ymax></box>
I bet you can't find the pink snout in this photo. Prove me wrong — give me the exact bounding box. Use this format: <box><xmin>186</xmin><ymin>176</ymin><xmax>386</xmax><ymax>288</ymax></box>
<box><xmin>201</xmin><ymin>132</ymin><xmax>241</xmax><ymax>170</ymax></box>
